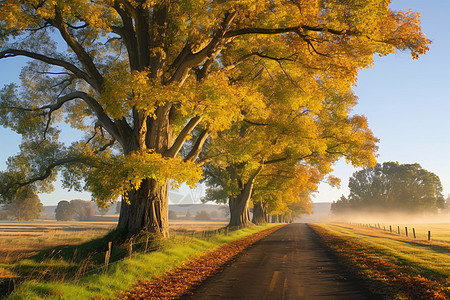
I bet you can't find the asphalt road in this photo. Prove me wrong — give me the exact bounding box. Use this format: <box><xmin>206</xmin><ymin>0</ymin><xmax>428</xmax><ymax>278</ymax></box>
<box><xmin>180</xmin><ymin>223</ymin><xmax>380</xmax><ymax>300</ymax></box>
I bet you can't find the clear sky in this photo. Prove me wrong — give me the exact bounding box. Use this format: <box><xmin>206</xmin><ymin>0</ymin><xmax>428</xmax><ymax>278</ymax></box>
<box><xmin>1</xmin><ymin>0</ymin><xmax>449</xmax><ymax>206</ymax></box>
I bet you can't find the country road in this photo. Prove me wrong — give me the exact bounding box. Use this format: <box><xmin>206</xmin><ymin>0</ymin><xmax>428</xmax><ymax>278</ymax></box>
<box><xmin>180</xmin><ymin>223</ymin><xmax>381</xmax><ymax>300</ymax></box>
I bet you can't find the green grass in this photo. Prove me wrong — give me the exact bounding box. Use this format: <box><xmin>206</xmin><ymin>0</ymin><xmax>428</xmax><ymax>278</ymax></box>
<box><xmin>315</xmin><ymin>223</ymin><xmax>450</xmax><ymax>283</ymax></box>
<box><xmin>6</xmin><ymin>224</ymin><xmax>279</xmax><ymax>300</ymax></box>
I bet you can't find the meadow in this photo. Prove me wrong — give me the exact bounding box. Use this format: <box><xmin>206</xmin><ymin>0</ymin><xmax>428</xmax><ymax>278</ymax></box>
<box><xmin>311</xmin><ymin>223</ymin><xmax>450</xmax><ymax>299</ymax></box>
<box><xmin>0</xmin><ymin>219</ymin><xmax>270</xmax><ymax>299</ymax></box>
<box><xmin>0</xmin><ymin>220</ymin><xmax>228</xmax><ymax>264</ymax></box>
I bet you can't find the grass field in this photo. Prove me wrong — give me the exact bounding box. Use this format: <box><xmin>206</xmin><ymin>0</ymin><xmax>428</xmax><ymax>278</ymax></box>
<box><xmin>0</xmin><ymin>219</ymin><xmax>278</xmax><ymax>299</ymax></box>
<box><xmin>2</xmin><ymin>222</ymin><xmax>276</xmax><ymax>299</ymax></box>
<box><xmin>0</xmin><ymin>221</ymin><xmax>115</xmax><ymax>265</ymax></box>
<box><xmin>350</xmin><ymin>222</ymin><xmax>450</xmax><ymax>244</ymax></box>
<box><xmin>0</xmin><ymin>220</ymin><xmax>229</xmax><ymax>264</ymax></box>
<box><xmin>311</xmin><ymin>223</ymin><xmax>450</xmax><ymax>300</ymax></box>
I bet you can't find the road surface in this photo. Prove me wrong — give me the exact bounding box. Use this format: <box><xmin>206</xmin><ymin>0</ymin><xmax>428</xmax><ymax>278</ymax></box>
<box><xmin>180</xmin><ymin>223</ymin><xmax>380</xmax><ymax>300</ymax></box>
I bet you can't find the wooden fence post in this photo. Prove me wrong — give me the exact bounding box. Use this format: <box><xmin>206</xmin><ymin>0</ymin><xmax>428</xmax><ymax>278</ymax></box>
<box><xmin>105</xmin><ymin>241</ymin><xmax>112</xmax><ymax>270</ymax></box>
<box><xmin>412</xmin><ymin>228</ymin><xmax>416</xmax><ymax>239</ymax></box>
<box><xmin>145</xmin><ymin>235</ymin><xmax>149</xmax><ymax>252</ymax></box>
<box><xmin>128</xmin><ymin>238</ymin><xmax>133</xmax><ymax>258</ymax></box>
<box><xmin>405</xmin><ymin>227</ymin><xmax>408</xmax><ymax>237</ymax></box>
<box><xmin>398</xmin><ymin>226</ymin><xmax>400</xmax><ymax>234</ymax></box>
<box><xmin>428</xmin><ymin>230</ymin><xmax>431</xmax><ymax>241</ymax></box>
<box><xmin>390</xmin><ymin>225</ymin><xmax>392</xmax><ymax>233</ymax></box>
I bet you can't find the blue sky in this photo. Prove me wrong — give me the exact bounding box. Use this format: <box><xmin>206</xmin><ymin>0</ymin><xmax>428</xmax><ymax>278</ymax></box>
<box><xmin>1</xmin><ymin>0</ymin><xmax>449</xmax><ymax>205</ymax></box>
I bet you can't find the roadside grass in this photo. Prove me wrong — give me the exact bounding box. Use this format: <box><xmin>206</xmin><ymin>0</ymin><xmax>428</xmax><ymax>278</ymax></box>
<box><xmin>311</xmin><ymin>223</ymin><xmax>449</xmax><ymax>300</ymax></box>
<box><xmin>6</xmin><ymin>223</ymin><xmax>279</xmax><ymax>300</ymax></box>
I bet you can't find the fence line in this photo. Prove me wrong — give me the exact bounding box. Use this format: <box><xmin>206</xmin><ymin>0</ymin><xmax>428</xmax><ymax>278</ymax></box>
<box><xmin>355</xmin><ymin>223</ymin><xmax>432</xmax><ymax>241</ymax></box>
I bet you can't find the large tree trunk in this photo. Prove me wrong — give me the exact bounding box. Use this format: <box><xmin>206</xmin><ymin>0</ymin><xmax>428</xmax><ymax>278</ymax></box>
<box><xmin>252</xmin><ymin>201</ymin><xmax>268</xmax><ymax>224</ymax></box>
<box><xmin>228</xmin><ymin>194</ymin><xmax>251</xmax><ymax>228</ymax></box>
<box><xmin>117</xmin><ymin>178</ymin><xmax>170</xmax><ymax>237</ymax></box>
<box><xmin>116</xmin><ymin>105</ymin><xmax>174</xmax><ymax>237</ymax></box>
<box><xmin>228</xmin><ymin>176</ymin><xmax>257</xmax><ymax>228</ymax></box>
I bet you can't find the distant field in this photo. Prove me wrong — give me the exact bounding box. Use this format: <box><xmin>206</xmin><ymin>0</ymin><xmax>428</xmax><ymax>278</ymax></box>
<box><xmin>0</xmin><ymin>221</ymin><xmax>115</xmax><ymax>264</ymax></box>
<box><xmin>0</xmin><ymin>220</ymin><xmax>228</xmax><ymax>265</ymax></box>
<box><xmin>311</xmin><ymin>223</ymin><xmax>450</xmax><ymax>299</ymax></box>
<box><xmin>169</xmin><ymin>220</ymin><xmax>228</xmax><ymax>232</ymax></box>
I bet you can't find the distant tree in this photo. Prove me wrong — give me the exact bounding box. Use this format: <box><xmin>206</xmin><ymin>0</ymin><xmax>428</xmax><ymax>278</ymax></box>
<box><xmin>97</xmin><ymin>205</ymin><xmax>110</xmax><ymax>216</ymax></box>
<box><xmin>168</xmin><ymin>210</ymin><xmax>177</xmax><ymax>219</ymax></box>
<box><xmin>332</xmin><ymin>162</ymin><xmax>445</xmax><ymax>213</ymax></box>
<box><xmin>55</xmin><ymin>200</ymin><xmax>74</xmax><ymax>221</ymax></box>
<box><xmin>70</xmin><ymin>200</ymin><xmax>94</xmax><ymax>221</ymax></box>
<box><xmin>185</xmin><ymin>211</ymin><xmax>192</xmax><ymax>218</ymax></box>
<box><xmin>4</xmin><ymin>187</ymin><xmax>43</xmax><ymax>220</ymax></box>
<box><xmin>195</xmin><ymin>211</ymin><xmax>211</xmax><ymax>221</ymax></box>
<box><xmin>443</xmin><ymin>195</ymin><xmax>450</xmax><ymax>211</ymax></box>
<box><xmin>331</xmin><ymin>195</ymin><xmax>351</xmax><ymax>214</ymax></box>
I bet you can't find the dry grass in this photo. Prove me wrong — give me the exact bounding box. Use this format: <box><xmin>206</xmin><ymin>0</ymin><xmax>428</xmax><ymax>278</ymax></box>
<box><xmin>0</xmin><ymin>220</ymin><xmax>229</xmax><ymax>265</ymax></box>
<box><xmin>169</xmin><ymin>220</ymin><xmax>228</xmax><ymax>233</ymax></box>
<box><xmin>0</xmin><ymin>221</ymin><xmax>115</xmax><ymax>264</ymax></box>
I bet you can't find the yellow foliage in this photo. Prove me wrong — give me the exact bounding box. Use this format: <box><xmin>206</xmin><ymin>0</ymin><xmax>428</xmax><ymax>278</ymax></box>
<box><xmin>84</xmin><ymin>150</ymin><xmax>202</xmax><ymax>203</ymax></box>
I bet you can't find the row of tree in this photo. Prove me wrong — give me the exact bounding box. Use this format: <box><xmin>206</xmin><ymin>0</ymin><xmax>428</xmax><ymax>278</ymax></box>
<box><xmin>332</xmin><ymin>162</ymin><xmax>446</xmax><ymax>213</ymax></box>
<box><xmin>0</xmin><ymin>0</ymin><xmax>430</xmax><ymax>238</ymax></box>
<box><xmin>55</xmin><ymin>199</ymin><xmax>95</xmax><ymax>221</ymax></box>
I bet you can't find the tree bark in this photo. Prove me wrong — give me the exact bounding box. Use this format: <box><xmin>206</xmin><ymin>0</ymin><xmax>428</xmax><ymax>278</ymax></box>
<box><xmin>228</xmin><ymin>174</ymin><xmax>258</xmax><ymax>228</ymax></box>
<box><xmin>115</xmin><ymin>102</ymin><xmax>175</xmax><ymax>237</ymax></box>
<box><xmin>228</xmin><ymin>194</ymin><xmax>251</xmax><ymax>228</ymax></box>
<box><xmin>252</xmin><ymin>201</ymin><xmax>268</xmax><ymax>224</ymax></box>
<box><xmin>117</xmin><ymin>178</ymin><xmax>169</xmax><ymax>237</ymax></box>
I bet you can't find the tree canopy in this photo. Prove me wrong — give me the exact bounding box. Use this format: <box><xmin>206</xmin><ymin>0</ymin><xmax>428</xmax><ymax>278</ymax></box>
<box><xmin>55</xmin><ymin>200</ymin><xmax>74</xmax><ymax>221</ymax></box>
<box><xmin>332</xmin><ymin>162</ymin><xmax>445</xmax><ymax>213</ymax></box>
<box><xmin>3</xmin><ymin>186</ymin><xmax>44</xmax><ymax>220</ymax></box>
<box><xmin>0</xmin><ymin>0</ymin><xmax>429</xmax><ymax>236</ymax></box>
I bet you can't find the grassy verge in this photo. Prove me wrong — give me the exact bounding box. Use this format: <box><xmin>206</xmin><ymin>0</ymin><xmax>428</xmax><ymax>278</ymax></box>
<box><xmin>310</xmin><ymin>223</ymin><xmax>449</xmax><ymax>300</ymax></box>
<box><xmin>7</xmin><ymin>224</ymin><xmax>280</xmax><ymax>300</ymax></box>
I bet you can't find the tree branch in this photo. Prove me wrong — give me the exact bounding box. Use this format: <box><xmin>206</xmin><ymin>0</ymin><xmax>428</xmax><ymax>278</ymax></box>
<box><xmin>168</xmin><ymin>11</ymin><xmax>236</xmax><ymax>84</ymax></box>
<box><xmin>1</xmin><ymin>157</ymin><xmax>79</xmax><ymax>196</ymax></box>
<box><xmin>165</xmin><ymin>116</ymin><xmax>202</xmax><ymax>158</ymax></box>
<box><xmin>50</xmin><ymin>8</ymin><xmax>103</xmax><ymax>91</ymax></box>
<box><xmin>64</xmin><ymin>91</ymin><xmax>122</xmax><ymax>145</ymax></box>
<box><xmin>185</xmin><ymin>130</ymin><xmax>209</xmax><ymax>162</ymax></box>
<box><xmin>225</xmin><ymin>25</ymin><xmax>358</xmax><ymax>39</ymax></box>
<box><xmin>243</xmin><ymin>119</ymin><xmax>269</xmax><ymax>126</ymax></box>
<box><xmin>0</xmin><ymin>49</ymin><xmax>96</xmax><ymax>88</ymax></box>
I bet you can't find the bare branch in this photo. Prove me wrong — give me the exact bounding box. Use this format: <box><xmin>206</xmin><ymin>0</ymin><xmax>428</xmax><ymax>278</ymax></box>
<box><xmin>252</xmin><ymin>52</ymin><xmax>296</xmax><ymax>62</ymax></box>
<box><xmin>165</xmin><ymin>116</ymin><xmax>202</xmax><ymax>158</ymax></box>
<box><xmin>168</xmin><ymin>11</ymin><xmax>236</xmax><ymax>84</ymax></box>
<box><xmin>94</xmin><ymin>139</ymin><xmax>116</xmax><ymax>153</ymax></box>
<box><xmin>1</xmin><ymin>157</ymin><xmax>79</xmax><ymax>196</ymax></box>
<box><xmin>85</xmin><ymin>131</ymin><xmax>97</xmax><ymax>145</ymax></box>
<box><xmin>50</xmin><ymin>8</ymin><xmax>103</xmax><ymax>91</ymax></box>
<box><xmin>243</xmin><ymin>119</ymin><xmax>269</xmax><ymax>126</ymax></box>
<box><xmin>0</xmin><ymin>106</ymin><xmax>34</xmax><ymax>112</ymax></box>
<box><xmin>225</xmin><ymin>25</ymin><xmax>359</xmax><ymax>39</ymax></box>
<box><xmin>66</xmin><ymin>22</ymin><xmax>88</xmax><ymax>30</ymax></box>
<box><xmin>0</xmin><ymin>49</ymin><xmax>96</xmax><ymax>88</ymax></box>
<box><xmin>185</xmin><ymin>130</ymin><xmax>209</xmax><ymax>162</ymax></box>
